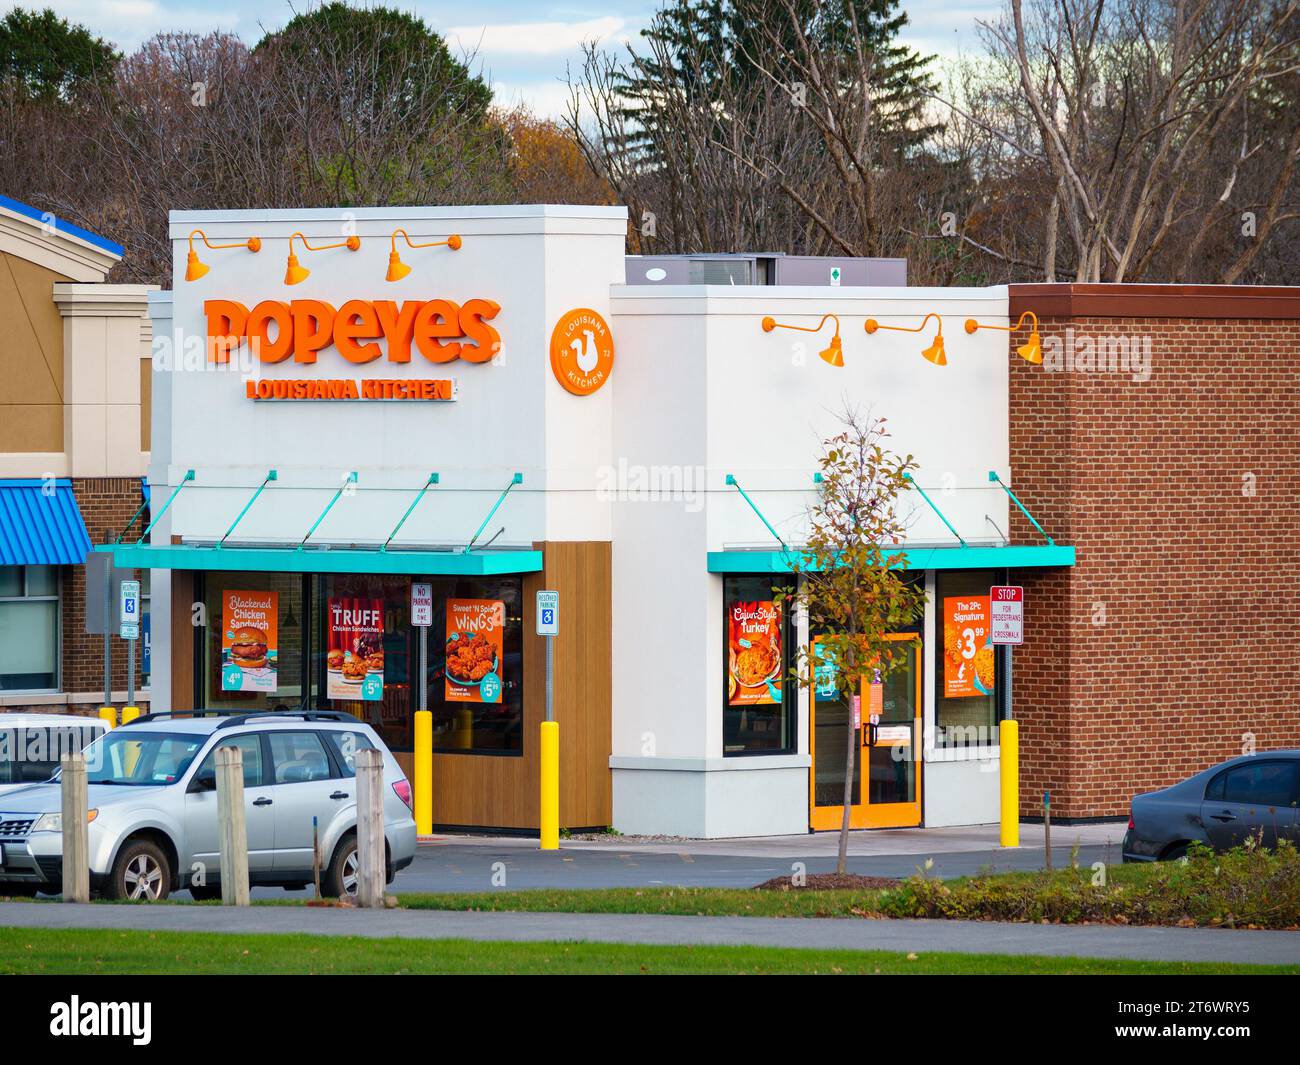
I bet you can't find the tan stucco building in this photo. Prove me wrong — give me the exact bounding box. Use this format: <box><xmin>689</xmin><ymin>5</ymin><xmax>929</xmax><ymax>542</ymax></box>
<box><xmin>0</xmin><ymin>195</ymin><xmax>154</xmax><ymax>713</ymax></box>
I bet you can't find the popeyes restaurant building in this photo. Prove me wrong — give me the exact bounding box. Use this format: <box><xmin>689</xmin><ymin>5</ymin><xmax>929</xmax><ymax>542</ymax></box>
<box><xmin>100</xmin><ymin>203</ymin><xmax>1300</xmax><ymax>837</ymax></box>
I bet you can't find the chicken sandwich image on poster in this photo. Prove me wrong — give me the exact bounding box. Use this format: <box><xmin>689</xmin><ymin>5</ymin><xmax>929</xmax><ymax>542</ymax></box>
<box><xmin>221</xmin><ymin>590</ymin><xmax>278</xmax><ymax>692</ymax></box>
<box><xmin>327</xmin><ymin>597</ymin><xmax>384</xmax><ymax>701</ymax></box>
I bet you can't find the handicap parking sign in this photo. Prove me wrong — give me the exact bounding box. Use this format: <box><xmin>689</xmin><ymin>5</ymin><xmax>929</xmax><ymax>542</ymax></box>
<box><xmin>535</xmin><ymin>590</ymin><xmax>559</xmax><ymax>636</ymax></box>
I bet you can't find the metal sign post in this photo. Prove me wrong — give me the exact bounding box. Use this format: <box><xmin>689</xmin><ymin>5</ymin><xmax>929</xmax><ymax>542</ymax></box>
<box><xmin>411</xmin><ymin>582</ymin><xmax>433</xmax><ymax>712</ymax></box>
<box><xmin>103</xmin><ymin>574</ymin><xmax>112</xmax><ymax>709</ymax></box>
<box><xmin>537</xmin><ymin>590</ymin><xmax>558</xmax><ymax>720</ymax></box>
<box><xmin>87</xmin><ymin>553</ymin><xmax>130</xmax><ymax>713</ymax></box>
<box><xmin>991</xmin><ymin>585</ymin><xmax>1024</xmax><ymax>848</ymax></box>
<box><xmin>536</xmin><ymin>590</ymin><xmax>559</xmax><ymax>849</ymax></box>
<box><xmin>410</xmin><ymin>583</ymin><xmax>434</xmax><ymax>837</ymax></box>
<box><xmin>120</xmin><ymin>580</ymin><xmax>140</xmax><ymax>710</ymax></box>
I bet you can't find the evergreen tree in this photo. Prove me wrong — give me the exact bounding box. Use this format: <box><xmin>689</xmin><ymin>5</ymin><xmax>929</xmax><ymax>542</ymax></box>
<box><xmin>0</xmin><ymin>6</ymin><xmax>118</xmax><ymax>102</ymax></box>
<box><xmin>620</xmin><ymin>0</ymin><xmax>937</xmax><ymax>161</ymax></box>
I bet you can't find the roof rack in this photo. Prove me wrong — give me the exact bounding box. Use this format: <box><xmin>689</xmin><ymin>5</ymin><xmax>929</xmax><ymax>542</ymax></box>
<box><xmin>118</xmin><ymin>710</ymin><xmax>240</xmax><ymax>727</ymax></box>
<box><xmin>215</xmin><ymin>710</ymin><xmax>358</xmax><ymax>730</ymax></box>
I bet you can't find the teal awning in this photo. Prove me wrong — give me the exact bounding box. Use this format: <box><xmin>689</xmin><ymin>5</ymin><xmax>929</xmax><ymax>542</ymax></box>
<box><xmin>96</xmin><ymin>543</ymin><xmax>543</xmax><ymax>576</ymax></box>
<box><xmin>707</xmin><ymin>544</ymin><xmax>1075</xmax><ymax>573</ymax></box>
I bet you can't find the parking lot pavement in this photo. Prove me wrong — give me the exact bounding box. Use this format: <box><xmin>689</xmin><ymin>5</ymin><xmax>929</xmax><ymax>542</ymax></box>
<box><xmin>554</xmin><ymin>820</ymin><xmax>1129</xmax><ymax>858</ymax></box>
<box><xmin>228</xmin><ymin>836</ymin><xmax>1120</xmax><ymax>899</ymax></box>
<box><xmin>1</xmin><ymin>901</ymin><xmax>1295</xmax><ymax>965</ymax></box>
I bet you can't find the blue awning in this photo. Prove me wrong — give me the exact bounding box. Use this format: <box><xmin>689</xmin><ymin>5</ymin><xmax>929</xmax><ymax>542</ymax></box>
<box><xmin>0</xmin><ymin>480</ymin><xmax>91</xmax><ymax>565</ymax></box>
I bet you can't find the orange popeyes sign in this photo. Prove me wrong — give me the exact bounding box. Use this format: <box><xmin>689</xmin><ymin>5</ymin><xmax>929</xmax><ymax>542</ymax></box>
<box><xmin>205</xmin><ymin>298</ymin><xmax>501</xmax><ymax>365</ymax></box>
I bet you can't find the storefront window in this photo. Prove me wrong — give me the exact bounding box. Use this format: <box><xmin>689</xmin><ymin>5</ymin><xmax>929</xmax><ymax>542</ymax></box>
<box><xmin>0</xmin><ymin>565</ymin><xmax>59</xmax><ymax>691</ymax></box>
<box><xmin>311</xmin><ymin>574</ymin><xmax>526</xmax><ymax>756</ymax></box>
<box><xmin>200</xmin><ymin>572</ymin><xmax>305</xmax><ymax>712</ymax></box>
<box><xmin>425</xmin><ymin>577</ymin><xmax>524</xmax><ymax>756</ymax></box>
<box><xmin>936</xmin><ymin>569</ymin><xmax>1000</xmax><ymax>746</ymax></box>
<box><xmin>313</xmin><ymin>574</ymin><xmax>414</xmax><ymax>754</ymax></box>
<box><xmin>723</xmin><ymin>575</ymin><xmax>795</xmax><ymax>755</ymax></box>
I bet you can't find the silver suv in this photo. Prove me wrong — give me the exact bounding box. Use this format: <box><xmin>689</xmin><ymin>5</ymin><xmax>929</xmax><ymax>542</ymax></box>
<box><xmin>0</xmin><ymin>711</ymin><xmax>416</xmax><ymax>900</ymax></box>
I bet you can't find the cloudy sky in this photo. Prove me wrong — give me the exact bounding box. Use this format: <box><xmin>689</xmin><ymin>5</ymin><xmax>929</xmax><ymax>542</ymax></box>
<box><xmin>38</xmin><ymin>0</ymin><xmax>1001</xmax><ymax>116</ymax></box>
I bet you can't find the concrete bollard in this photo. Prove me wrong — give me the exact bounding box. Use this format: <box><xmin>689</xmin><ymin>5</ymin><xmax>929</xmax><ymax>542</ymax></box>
<box><xmin>60</xmin><ymin>753</ymin><xmax>89</xmax><ymax>903</ymax></box>
<box><xmin>355</xmin><ymin>748</ymin><xmax>385</xmax><ymax>908</ymax></box>
<box><xmin>216</xmin><ymin>746</ymin><xmax>250</xmax><ymax>906</ymax></box>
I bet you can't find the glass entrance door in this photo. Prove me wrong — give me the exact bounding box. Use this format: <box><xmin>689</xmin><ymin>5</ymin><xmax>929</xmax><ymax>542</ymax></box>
<box><xmin>810</xmin><ymin>634</ymin><xmax>922</xmax><ymax>831</ymax></box>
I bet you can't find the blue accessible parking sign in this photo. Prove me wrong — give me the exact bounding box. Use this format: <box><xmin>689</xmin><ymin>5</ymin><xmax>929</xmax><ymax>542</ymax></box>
<box><xmin>536</xmin><ymin>591</ymin><xmax>558</xmax><ymax>637</ymax></box>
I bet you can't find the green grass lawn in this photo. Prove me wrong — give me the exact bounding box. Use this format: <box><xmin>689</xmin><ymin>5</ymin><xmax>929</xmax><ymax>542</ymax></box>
<box><xmin>395</xmin><ymin>862</ymin><xmax>1161</xmax><ymax>920</ymax></box>
<box><xmin>1</xmin><ymin>927</ymin><xmax>1295</xmax><ymax>975</ymax></box>
<box><xmin>399</xmin><ymin>885</ymin><xmax>888</xmax><ymax>917</ymax></box>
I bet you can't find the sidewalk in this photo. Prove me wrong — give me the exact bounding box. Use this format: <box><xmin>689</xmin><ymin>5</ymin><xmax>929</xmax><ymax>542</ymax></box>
<box><xmin>422</xmin><ymin>819</ymin><xmax>1128</xmax><ymax>859</ymax></box>
<box><xmin>0</xmin><ymin>901</ymin><xmax>1291</xmax><ymax>965</ymax></box>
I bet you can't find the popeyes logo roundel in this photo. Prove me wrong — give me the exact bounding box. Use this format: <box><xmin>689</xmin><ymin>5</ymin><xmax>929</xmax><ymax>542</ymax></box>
<box><xmin>550</xmin><ymin>308</ymin><xmax>613</xmax><ymax>396</ymax></box>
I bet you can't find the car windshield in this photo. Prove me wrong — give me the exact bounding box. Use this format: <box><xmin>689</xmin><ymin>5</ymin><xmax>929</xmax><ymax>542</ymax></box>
<box><xmin>0</xmin><ymin>726</ymin><xmax>101</xmax><ymax>784</ymax></box>
<box><xmin>84</xmin><ymin>731</ymin><xmax>206</xmax><ymax>786</ymax></box>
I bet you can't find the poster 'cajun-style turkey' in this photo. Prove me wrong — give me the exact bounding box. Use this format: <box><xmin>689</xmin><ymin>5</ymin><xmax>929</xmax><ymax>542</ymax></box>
<box><xmin>728</xmin><ymin>600</ymin><xmax>782</xmax><ymax>707</ymax></box>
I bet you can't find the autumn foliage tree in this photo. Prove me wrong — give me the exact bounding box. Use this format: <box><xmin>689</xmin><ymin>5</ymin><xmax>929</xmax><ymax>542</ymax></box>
<box><xmin>779</xmin><ymin>408</ymin><xmax>927</xmax><ymax>875</ymax></box>
<box><xmin>0</xmin><ymin>4</ymin><xmax>615</xmax><ymax>285</ymax></box>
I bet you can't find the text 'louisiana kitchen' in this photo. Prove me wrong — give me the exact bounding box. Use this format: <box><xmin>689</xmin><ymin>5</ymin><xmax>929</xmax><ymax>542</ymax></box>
<box><xmin>246</xmin><ymin>378</ymin><xmax>457</xmax><ymax>401</ymax></box>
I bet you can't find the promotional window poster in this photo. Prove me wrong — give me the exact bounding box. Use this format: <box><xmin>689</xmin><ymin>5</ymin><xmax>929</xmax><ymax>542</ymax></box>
<box><xmin>445</xmin><ymin>599</ymin><xmax>504</xmax><ymax>704</ymax></box>
<box><xmin>728</xmin><ymin>600</ymin><xmax>782</xmax><ymax>706</ymax></box>
<box><xmin>221</xmin><ymin>590</ymin><xmax>278</xmax><ymax>692</ymax></box>
<box><xmin>943</xmin><ymin>596</ymin><xmax>993</xmax><ymax>698</ymax></box>
<box><xmin>327</xmin><ymin>597</ymin><xmax>384</xmax><ymax>701</ymax></box>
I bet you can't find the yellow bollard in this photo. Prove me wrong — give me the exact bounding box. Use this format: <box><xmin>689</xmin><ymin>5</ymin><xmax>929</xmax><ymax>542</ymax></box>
<box><xmin>539</xmin><ymin>720</ymin><xmax>559</xmax><ymax>850</ymax></box>
<box><xmin>452</xmin><ymin>707</ymin><xmax>473</xmax><ymax>749</ymax></box>
<box><xmin>97</xmin><ymin>707</ymin><xmax>116</xmax><ymax>729</ymax></box>
<box><xmin>120</xmin><ymin>706</ymin><xmax>141</xmax><ymax>725</ymax></box>
<box><xmin>413</xmin><ymin>709</ymin><xmax>433</xmax><ymax>836</ymax></box>
<box><xmin>1000</xmin><ymin>718</ymin><xmax>1019</xmax><ymax>847</ymax></box>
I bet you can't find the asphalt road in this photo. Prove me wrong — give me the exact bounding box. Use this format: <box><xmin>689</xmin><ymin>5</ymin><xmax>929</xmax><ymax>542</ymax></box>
<box><xmin>217</xmin><ymin>840</ymin><xmax>1118</xmax><ymax>899</ymax></box>
<box><xmin>2</xmin><ymin>901</ymin><xmax>1295</xmax><ymax>964</ymax></box>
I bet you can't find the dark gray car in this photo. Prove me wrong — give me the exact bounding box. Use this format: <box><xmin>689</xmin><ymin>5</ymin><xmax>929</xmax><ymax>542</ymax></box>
<box><xmin>1122</xmin><ymin>750</ymin><xmax>1300</xmax><ymax>861</ymax></box>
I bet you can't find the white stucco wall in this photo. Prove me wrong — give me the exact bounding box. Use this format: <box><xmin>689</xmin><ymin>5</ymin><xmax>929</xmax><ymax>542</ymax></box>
<box><xmin>155</xmin><ymin>205</ymin><xmax>627</xmax><ymax>549</ymax></box>
<box><xmin>147</xmin><ymin>206</ymin><xmax>1016</xmax><ymax>835</ymax></box>
<box><xmin>606</xmin><ymin>286</ymin><xmax>1012</xmax><ymax>835</ymax></box>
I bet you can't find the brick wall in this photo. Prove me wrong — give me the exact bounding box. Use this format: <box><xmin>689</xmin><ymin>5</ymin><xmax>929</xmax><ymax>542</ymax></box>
<box><xmin>0</xmin><ymin>477</ymin><xmax>148</xmax><ymax>718</ymax></box>
<box><xmin>1007</xmin><ymin>293</ymin><xmax>1300</xmax><ymax>819</ymax></box>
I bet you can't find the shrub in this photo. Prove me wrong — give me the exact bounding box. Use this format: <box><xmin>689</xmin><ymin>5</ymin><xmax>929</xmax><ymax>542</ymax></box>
<box><xmin>873</xmin><ymin>840</ymin><xmax>1300</xmax><ymax>929</ymax></box>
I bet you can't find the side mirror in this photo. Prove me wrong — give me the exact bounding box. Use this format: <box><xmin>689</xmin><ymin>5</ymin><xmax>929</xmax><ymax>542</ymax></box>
<box><xmin>188</xmin><ymin>771</ymin><xmax>217</xmax><ymax>793</ymax></box>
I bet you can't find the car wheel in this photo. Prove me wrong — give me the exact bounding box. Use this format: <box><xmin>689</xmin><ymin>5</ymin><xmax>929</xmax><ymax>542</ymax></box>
<box><xmin>323</xmin><ymin>833</ymin><xmax>359</xmax><ymax>899</ymax></box>
<box><xmin>105</xmin><ymin>840</ymin><xmax>171</xmax><ymax>901</ymax></box>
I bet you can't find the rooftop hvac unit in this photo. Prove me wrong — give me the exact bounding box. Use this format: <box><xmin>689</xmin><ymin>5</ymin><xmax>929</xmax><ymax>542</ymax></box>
<box><xmin>625</xmin><ymin>253</ymin><xmax>905</xmax><ymax>287</ymax></box>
